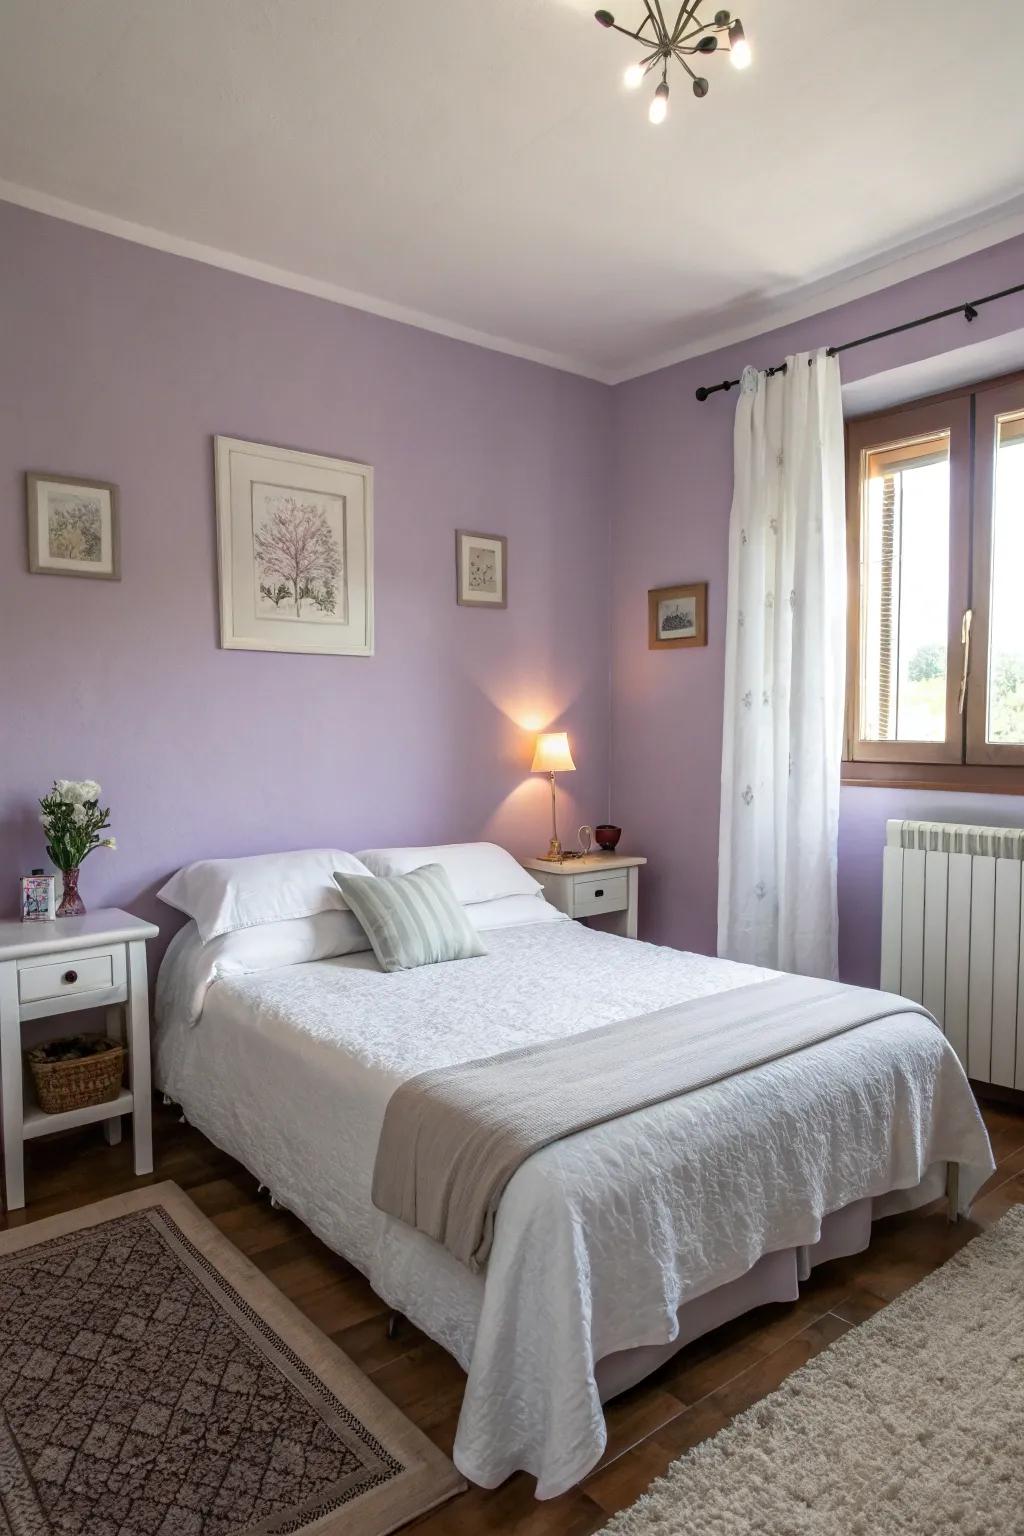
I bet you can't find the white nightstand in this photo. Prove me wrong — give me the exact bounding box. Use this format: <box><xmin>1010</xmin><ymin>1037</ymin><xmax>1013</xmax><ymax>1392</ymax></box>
<box><xmin>522</xmin><ymin>854</ymin><xmax>647</xmax><ymax>939</ymax></box>
<box><xmin>0</xmin><ymin>908</ymin><xmax>159</xmax><ymax>1211</ymax></box>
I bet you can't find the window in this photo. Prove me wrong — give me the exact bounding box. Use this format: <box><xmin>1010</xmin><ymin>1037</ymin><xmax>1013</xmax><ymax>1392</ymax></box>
<box><xmin>845</xmin><ymin>373</ymin><xmax>1024</xmax><ymax>788</ymax></box>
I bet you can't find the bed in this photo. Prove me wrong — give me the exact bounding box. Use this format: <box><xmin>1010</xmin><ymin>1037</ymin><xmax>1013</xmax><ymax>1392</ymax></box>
<box><xmin>153</xmin><ymin>852</ymin><xmax>994</xmax><ymax>1500</ymax></box>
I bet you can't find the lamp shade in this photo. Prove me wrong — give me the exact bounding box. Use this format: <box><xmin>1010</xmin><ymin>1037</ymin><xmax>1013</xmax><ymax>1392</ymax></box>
<box><xmin>531</xmin><ymin>731</ymin><xmax>576</xmax><ymax>774</ymax></box>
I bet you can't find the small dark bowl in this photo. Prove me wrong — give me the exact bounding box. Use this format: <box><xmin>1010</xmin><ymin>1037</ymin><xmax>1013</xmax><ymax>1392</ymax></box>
<box><xmin>595</xmin><ymin>824</ymin><xmax>622</xmax><ymax>852</ymax></box>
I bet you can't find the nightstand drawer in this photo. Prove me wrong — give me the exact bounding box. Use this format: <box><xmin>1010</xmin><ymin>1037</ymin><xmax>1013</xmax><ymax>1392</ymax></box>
<box><xmin>573</xmin><ymin>872</ymin><xmax>628</xmax><ymax>916</ymax></box>
<box><xmin>18</xmin><ymin>947</ymin><xmax>121</xmax><ymax>1005</ymax></box>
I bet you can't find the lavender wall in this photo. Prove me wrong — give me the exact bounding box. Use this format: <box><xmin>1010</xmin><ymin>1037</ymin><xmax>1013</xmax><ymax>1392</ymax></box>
<box><xmin>610</xmin><ymin>234</ymin><xmax>1024</xmax><ymax>982</ymax></box>
<box><xmin>0</xmin><ymin>202</ymin><xmax>612</xmax><ymax>944</ymax></box>
<box><xmin>5</xmin><ymin>197</ymin><xmax>1024</xmax><ymax>982</ymax></box>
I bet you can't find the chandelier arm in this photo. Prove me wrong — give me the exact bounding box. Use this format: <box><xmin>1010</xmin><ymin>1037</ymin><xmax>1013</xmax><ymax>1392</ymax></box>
<box><xmin>649</xmin><ymin>0</ymin><xmax>672</xmax><ymax>37</ymax></box>
<box><xmin>676</xmin><ymin>13</ymin><xmax>720</xmax><ymax>44</ymax></box>
<box><xmin>607</xmin><ymin>17</ymin><xmax>654</xmax><ymax>42</ymax></box>
<box><xmin>671</xmin><ymin>50</ymin><xmax>700</xmax><ymax>79</ymax></box>
<box><xmin>670</xmin><ymin>1</ymin><xmax>704</xmax><ymax>44</ymax></box>
<box><xmin>640</xmin><ymin>1</ymin><xmax>669</xmax><ymax>42</ymax></box>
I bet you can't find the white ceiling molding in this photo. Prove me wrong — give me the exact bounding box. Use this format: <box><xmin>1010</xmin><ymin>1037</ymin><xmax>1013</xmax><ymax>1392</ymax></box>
<box><xmin>6</xmin><ymin>176</ymin><xmax>1024</xmax><ymax>393</ymax></box>
<box><xmin>607</xmin><ymin>194</ymin><xmax>1024</xmax><ymax>385</ymax></box>
<box><xmin>0</xmin><ymin>179</ymin><xmax>612</xmax><ymax>385</ymax></box>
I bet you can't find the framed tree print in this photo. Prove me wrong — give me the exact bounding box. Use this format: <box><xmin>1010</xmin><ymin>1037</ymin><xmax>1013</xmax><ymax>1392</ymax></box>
<box><xmin>215</xmin><ymin>437</ymin><xmax>373</xmax><ymax>656</ymax></box>
<box><xmin>26</xmin><ymin>472</ymin><xmax>120</xmax><ymax>580</ymax></box>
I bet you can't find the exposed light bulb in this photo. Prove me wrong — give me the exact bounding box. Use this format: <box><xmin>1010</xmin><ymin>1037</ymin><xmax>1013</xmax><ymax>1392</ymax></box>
<box><xmin>729</xmin><ymin>19</ymin><xmax>751</xmax><ymax>68</ymax></box>
<box><xmin>623</xmin><ymin>61</ymin><xmax>645</xmax><ymax>89</ymax></box>
<box><xmin>648</xmin><ymin>81</ymin><xmax>669</xmax><ymax>124</ymax></box>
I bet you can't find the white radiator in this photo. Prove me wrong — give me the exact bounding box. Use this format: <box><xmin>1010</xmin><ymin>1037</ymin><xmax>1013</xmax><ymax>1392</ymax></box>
<box><xmin>881</xmin><ymin>819</ymin><xmax>1024</xmax><ymax>1087</ymax></box>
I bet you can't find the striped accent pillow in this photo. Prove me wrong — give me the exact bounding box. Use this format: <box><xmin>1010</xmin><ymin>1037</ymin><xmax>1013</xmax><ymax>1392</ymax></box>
<box><xmin>333</xmin><ymin>863</ymin><xmax>487</xmax><ymax>973</ymax></box>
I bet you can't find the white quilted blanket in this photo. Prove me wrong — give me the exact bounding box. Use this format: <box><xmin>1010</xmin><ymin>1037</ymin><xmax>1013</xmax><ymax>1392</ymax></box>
<box><xmin>154</xmin><ymin>919</ymin><xmax>993</xmax><ymax>1498</ymax></box>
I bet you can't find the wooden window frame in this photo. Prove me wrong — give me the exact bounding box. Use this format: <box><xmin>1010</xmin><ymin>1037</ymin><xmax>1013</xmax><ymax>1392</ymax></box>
<box><xmin>966</xmin><ymin>378</ymin><xmax>1024</xmax><ymax>768</ymax></box>
<box><xmin>845</xmin><ymin>396</ymin><xmax>971</xmax><ymax>768</ymax></box>
<box><xmin>842</xmin><ymin>369</ymin><xmax>1024</xmax><ymax>792</ymax></box>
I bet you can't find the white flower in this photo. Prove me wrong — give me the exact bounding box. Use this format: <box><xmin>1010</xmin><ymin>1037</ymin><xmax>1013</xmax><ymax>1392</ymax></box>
<box><xmin>101</xmin><ymin>837</ymin><xmax>117</xmax><ymax>850</ymax></box>
<box><xmin>55</xmin><ymin>778</ymin><xmax>101</xmax><ymax>804</ymax></box>
<box><xmin>72</xmin><ymin>804</ymin><xmax>89</xmax><ymax>826</ymax></box>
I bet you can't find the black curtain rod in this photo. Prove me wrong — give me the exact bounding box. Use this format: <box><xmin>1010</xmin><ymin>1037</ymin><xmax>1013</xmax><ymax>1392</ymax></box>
<box><xmin>694</xmin><ymin>280</ymin><xmax>1024</xmax><ymax>402</ymax></box>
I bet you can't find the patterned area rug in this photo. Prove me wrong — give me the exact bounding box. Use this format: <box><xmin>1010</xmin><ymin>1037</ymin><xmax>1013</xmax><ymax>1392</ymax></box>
<box><xmin>0</xmin><ymin>1184</ymin><xmax>463</xmax><ymax>1536</ymax></box>
<box><xmin>604</xmin><ymin>1205</ymin><xmax>1024</xmax><ymax>1534</ymax></box>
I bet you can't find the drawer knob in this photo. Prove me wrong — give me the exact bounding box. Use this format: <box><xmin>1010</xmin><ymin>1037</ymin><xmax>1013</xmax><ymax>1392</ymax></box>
<box><xmin>63</xmin><ymin>969</ymin><xmax>78</xmax><ymax>985</ymax></box>
<box><xmin>594</xmin><ymin>888</ymin><xmax>604</xmax><ymax>898</ymax></box>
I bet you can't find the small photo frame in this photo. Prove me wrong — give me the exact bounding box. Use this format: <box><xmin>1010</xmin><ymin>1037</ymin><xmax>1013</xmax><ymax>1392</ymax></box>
<box><xmin>20</xmin><ymin>873</ymin><xmax>56</xmax><ymax>922</ymax></box>
<box><xmin>456</xmin><ymin>530</ymin><xmax>507</xmax><ymax>608</ymax></box>
<box><xmin>26</xmin><ymin>472</ymin><xmax>121</xmax><ymax>580</ymax></box>
<box><xmin>649</xmin><ymin>582</ymin><xmax>708</xmax><ymax>649</ymax></box>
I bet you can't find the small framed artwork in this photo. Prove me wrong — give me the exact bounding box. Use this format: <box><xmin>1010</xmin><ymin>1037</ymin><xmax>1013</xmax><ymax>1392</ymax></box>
<box><xmin>26</xmin><ymin>472</ymin><xmax>120</xmax><ymax>580</ymax></box>
<box><xmin>456</xmin><ymin>530</ymin><xmax>507</xmax><ymax>608</ymax></box>
<box><xmin>649</xmin><ymin>581</ymin><xmax>708</xmax><ymax>649</ymax></box>
<box><xmin>214</xmin><ymin>436</ymin><xmax>374</xmax><ymax>656</ymax></box>
<box><xmin>20</xmin><ymin>872</ymin><xmax>56</xmax><ymax>922</ymax></box>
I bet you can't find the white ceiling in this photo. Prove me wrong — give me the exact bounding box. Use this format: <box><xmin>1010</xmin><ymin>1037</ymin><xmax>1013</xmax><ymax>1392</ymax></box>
<box><xmin>2</xmin><ymin>0</ymin><xmax>1024</xmax><ymax>382</ymax></box>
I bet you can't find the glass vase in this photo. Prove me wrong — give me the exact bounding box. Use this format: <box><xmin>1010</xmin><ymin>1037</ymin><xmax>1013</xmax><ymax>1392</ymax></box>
<box><xmin>57</xmin><ymin>866</ymin><xmax>85</xmax><ymax>918</ymax></box>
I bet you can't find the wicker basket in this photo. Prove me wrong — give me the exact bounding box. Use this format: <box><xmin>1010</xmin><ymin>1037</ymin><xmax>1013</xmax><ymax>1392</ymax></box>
<box><xmin>26</xmin><ymin>1034</ymin><xmax>125</xmax><ymax>1115</ymax></box>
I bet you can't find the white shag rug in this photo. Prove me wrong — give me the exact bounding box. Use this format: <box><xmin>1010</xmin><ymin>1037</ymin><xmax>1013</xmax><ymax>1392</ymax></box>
<box><xmin>604</xmin><ymin>1207</ymin><xmax>1024</xmax><ymax>1535</ymax></box>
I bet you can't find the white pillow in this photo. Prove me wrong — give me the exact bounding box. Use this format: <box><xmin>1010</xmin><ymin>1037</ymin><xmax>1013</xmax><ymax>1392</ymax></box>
<box><xmin>156</xmin><ymin>913</ymin><xmax>372</xmax><ymax>1025</ymax></box>
<box><xmin>204</xmin><ymin>910</ymin><xmax>371</xmax><ymax>971</ymax></box>
<box><xmin>356</xmin><ymin>843</ymin><xmax>540</xmax><ymax>906</ymax></box>
<box><xmin>470</xmin><ymin>893</ymin><xmax>566</xmax><ymax>930</ymax></box>
<box><xmin>158</xmin><ymin>848</ymin><xmax>372</xmax><ymax>942</ymax></box>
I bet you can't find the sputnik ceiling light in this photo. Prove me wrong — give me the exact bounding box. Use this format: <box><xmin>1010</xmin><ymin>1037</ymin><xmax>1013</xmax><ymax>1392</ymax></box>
<box><xmin>595</xmin><ymin>4</ymin><xmax>751</xmax><ymax>123</ymax></box>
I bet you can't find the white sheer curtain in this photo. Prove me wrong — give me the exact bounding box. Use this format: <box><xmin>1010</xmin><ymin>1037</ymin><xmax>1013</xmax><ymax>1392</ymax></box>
<box><xmin>717</xmin><ymin>350</ymin><xmax>846</xmax><ymax>978</ymax></box>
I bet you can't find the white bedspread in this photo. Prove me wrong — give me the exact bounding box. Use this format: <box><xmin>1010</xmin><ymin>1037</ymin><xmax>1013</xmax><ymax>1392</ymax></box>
<box><xmin>154</xmin><ymin>920</ymin><xmax>993</xmax><ymax>1498</ymax></box>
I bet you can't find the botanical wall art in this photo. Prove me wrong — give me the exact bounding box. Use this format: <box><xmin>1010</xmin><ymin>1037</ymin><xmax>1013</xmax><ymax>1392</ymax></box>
<box><xmin>26</xmin><ymin>472</ymin><xmax>120</xmax><ymax>579</ymax></box>
<box><xmin>455</xmin><ymin>529</ymin><xmax>507</xmax><ymax>608</ymax></box>
<box><xmin>648</xmin><ymin>581</ymin><xmax>708</xmax><ymax>649</ymax></box>
<box><xmin>215</xmin><ymin>437</ymin><xmax>373</xmax><ymax>655</ymax></box>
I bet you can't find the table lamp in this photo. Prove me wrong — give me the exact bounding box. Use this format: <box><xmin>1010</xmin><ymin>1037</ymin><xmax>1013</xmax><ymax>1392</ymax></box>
<box><xmin>532</xmin><ymin>731</ymin><xmax>576</xmax><ymax>860</ymax></box>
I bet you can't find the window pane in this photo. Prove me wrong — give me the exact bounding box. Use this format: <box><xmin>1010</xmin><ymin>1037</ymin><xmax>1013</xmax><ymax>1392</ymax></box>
<box><xmin>986</xmin><ymin>412</ymin><xmax>1024</xmax><ymax>745</ymax></box>
<box><xmin>859</xmin><ymin>432</ymin><xmax>950</xmax><ymax>742</ymax></box>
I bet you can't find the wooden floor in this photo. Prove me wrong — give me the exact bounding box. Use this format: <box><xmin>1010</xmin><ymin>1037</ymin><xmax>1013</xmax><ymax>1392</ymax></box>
<box><xmin>4</xmin><ymin>1095</ymin><xmax>1024</xmax><ymax>1535</ymax></box>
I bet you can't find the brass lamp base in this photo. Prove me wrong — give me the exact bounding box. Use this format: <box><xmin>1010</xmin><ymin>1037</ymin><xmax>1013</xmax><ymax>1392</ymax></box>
<box><xmin>536</xmin><ymin>769</ymin><xmax>582</xmax><ymax>861</ymax></box>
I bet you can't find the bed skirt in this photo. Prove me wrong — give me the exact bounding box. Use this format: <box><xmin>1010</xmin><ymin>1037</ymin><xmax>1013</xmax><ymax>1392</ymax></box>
<box><xmin>594</xmin><ymin>1162</ymin><xmax>946</xmax><ymax>1402</ymax></box>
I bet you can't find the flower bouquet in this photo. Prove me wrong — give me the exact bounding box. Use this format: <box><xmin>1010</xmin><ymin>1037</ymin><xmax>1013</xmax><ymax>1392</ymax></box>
<box><xmin>39</xmin><ymin>779</ymin><xmax>117</xmax><ymax>916</ymax></box>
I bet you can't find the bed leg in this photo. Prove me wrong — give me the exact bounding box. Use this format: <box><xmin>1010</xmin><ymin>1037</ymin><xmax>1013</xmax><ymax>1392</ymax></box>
<box><xmin>946</xmin><ymin>1162</ymin><xmax>960</xmax><ymax>1224</ymax></box>
<box><xmin>385</xmin><ymin>1311</ymin><xmax>402</xmax><ymax>1341</ymax></box>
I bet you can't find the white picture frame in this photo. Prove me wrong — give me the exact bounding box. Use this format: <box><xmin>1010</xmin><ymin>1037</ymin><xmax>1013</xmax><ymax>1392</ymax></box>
<box><xmin>214</xmin><ymin>436</ymin><xmax>374</xmax><ymax>656</ymax></box>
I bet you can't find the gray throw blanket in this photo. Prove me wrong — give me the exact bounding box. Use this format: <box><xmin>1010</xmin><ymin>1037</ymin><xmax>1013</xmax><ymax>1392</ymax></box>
<box><xmin>372</xmin><ymin>974</ymin><xmax>934</xmax><ymax>1272</ymax></box>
